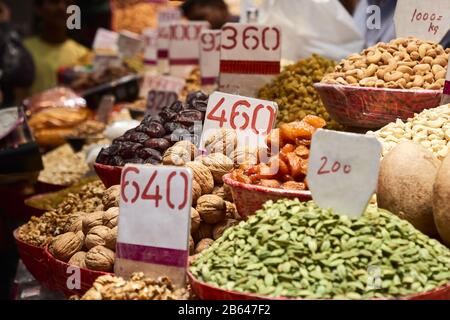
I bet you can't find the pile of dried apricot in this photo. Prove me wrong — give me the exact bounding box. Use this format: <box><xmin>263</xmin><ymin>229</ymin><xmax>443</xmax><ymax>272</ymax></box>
<box><xmin>231</xmin><ymin>115</ymin><xmax>326</xmax><ymax>190</ymax></box>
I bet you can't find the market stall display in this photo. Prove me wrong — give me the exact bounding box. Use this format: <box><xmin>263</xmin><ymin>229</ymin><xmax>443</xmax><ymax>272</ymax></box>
<box><xmin>258</xmin><ymin>55</ymin><xmax>341</xmax><ymax>130</ymax></box>
<box><xmin>190</xmin><ymin>199</ymin><xmax>450</xmax><ymax>299</ymax></box>
<box><xmin>111</xmin><ymin>0</ymin><xmax>160</xmax><ymax>34</ymax></box>
<box><xmin>95</xmin><ymin>91</ymin><xmax>209</xmax><ymax>167</ymax></box>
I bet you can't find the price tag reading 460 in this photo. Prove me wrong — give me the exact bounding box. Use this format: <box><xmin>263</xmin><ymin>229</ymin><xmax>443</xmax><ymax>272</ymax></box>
<box><xmin>200</xmin><ymin>91</ymin><xmax>278</xmax><ymax>151</ymax></box>
<box><xmin>307</xmin><ymin>130</ymin><xmax>382</xmax><ymax>218</ymax></box>
<box><xmin>115</xmin><ymin>165</ymin><xmax>192</xmax><ymax>288</ymax></box>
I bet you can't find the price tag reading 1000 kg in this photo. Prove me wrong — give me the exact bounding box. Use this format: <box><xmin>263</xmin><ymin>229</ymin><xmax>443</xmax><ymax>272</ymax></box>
<box><xmin>115</xmin><ymin>165</ymin><xmax>192</xmax><ymax>288</ymax></box>
<box><xmin>200</xmin><ymin>91</ymin><xmax>278</xmax><ymax>151</ymax></box>
<box><xmin>307</xmin><ymin>130</ymin><xmax>382</xmax><ymax>218</ymax></box>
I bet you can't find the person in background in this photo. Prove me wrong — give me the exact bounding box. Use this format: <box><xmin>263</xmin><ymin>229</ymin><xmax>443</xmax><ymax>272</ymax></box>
<box><xmin>0</xmin><ymin>2</ymin><xmax>35</xmax><ymax>108</ymax></box>
<box><xmin>353</xmin><ymin>0</ymin><xmax>450</xmax><ymax>49</ymax></box>
<box><xmin>24</xmin><ymin>0</ymin><xmax>90</xmax><ymax>95</ymax></box>
<box><xmin>181</xmin><ymin>0</ymin><xmax>238</xmax><ymax>29</ymax></box>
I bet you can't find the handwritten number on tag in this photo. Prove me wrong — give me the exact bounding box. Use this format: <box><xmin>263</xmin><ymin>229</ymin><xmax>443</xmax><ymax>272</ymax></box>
<box><xmin>317</xmin><ymin>157</ymin><xmax>352</xmax><ymax>176</ymax></box>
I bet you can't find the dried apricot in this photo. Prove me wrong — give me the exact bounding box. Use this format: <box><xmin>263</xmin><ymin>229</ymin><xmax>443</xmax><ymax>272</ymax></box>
<box><xmin>281</xmin><ymin>181</ymin><xmax>306</xmax><ymax>190</ymax></box>
<box><xmin>259</xmin><ymin>179</ymin><xmax>282</xmax><ymax>188</ymax></box>
<box><xmin>303</xmin><ymin>115</ymin><xmax>327</xmax><ymax>129</ymax></box>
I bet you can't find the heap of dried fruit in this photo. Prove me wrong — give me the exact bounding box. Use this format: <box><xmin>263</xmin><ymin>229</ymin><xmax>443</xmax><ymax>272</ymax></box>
<box><xmin>80</xmin><ymin>273</ymin><xmax>190</xmax><ymax>300</ymax></box>
<box><xmin>96</xmin><ymin>91</ymin><xmax>208</xmax><ymax>166</ymax></box>
<box><xmin>231</xmin><ymin>115</ymin><xmax>326</xmax><ymax>190</ymax></box>
<box><xmin>322</xmin><ymin>37</ymin><xmax>449</xmax><ymax>90</ymax></box>
<box><xmin>18</xmin><ymin>181</ymin><xmax>105</xmax><ymax>247</ymax></box>
<box><xmin>191</xmin><ymin>199</ymin><xmax>450</xmax><ymax>299</ymax></box>
<box><xmin>258</xmin><ymin>55</ymin><xmax>340</xmax><ymax>130</ymax></box>
<box><xmin>38</xmin><ymin>144</ymin><xmax>90</xmax><ymax>186</ymax></box>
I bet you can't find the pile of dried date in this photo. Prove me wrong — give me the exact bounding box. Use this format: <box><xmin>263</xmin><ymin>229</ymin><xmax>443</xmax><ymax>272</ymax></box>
<box><xmin>96</xmin><ymin>91</ymin><xmax>208</xmax><ymax>166</ymax></box>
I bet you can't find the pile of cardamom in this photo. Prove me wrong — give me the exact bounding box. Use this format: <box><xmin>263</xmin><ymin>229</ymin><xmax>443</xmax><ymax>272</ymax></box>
<box><xmin>190</xmin><ymin>200</ymin><xmax>450</xmax><ymax>299</ymax></box>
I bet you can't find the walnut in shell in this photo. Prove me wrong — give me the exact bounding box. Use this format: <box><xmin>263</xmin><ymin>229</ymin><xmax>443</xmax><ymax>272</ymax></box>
<box><xmin>163</xmin><ymin>146</ymin><xmax>192</xmax><ymax>166</ymax></box>
<box><xmin>192</xmin><ymin>180</ymin><xmax>202</xmax><ymax>205</ymax></box>
<box><xmin>196</xmin><ymin>153</ymin><xmax>234</xmax><ymax>184</ymax></box>
<box><xmin>196</xmin><ymin>194</ymin><xmax>226</xmax><ymax>224</ymax></box>
<box><xmin>225</xmin><ymin>201</ymin><xmax>239</xmax><ymax>220</ymax></box>
<box><xmin>212</xmin><ymin>219</ymin><xmax>239</xmax><ymax>240</ymax></box>
<box><xmin>64</xmin><ymin>217</ymin><xmax>83</xmax><ymax>233</ymax></box>
<box><xmin>105</xmin><ymin>226</ymin><xmax>117</xmax><ymax>251</ymax></box>
<box><xmin>229</xmin><ymin>147</ymin><xmax>259</xmax><ymax>167</ymax></box>
<box><xmin>82</xmin><ymin>211</ymin><xmax>104</xmax><ymax>234</ymax></box>
<box><xmin>185</xmin><ymin>161</ymin><xmax>214</xmax><ymax>195</ymax></box>
<box><xmin>189</xmin><ymin>235</ymin><xmax>195</xmax><ymax>255</ymax></box>
<box><xmin>68</xmin><ymin>251</ymin><xmax>87</xmax><ymax>269</ymax></box>
<box><xmin>212</xmin><ymin>185</ymin><xmax>233</xmax><ymax>202</ymax></box>
<box><xmin>85</xmin><ymin>226</ymin><xmax>110</xmax><ymax>250</ymax></box>
<box><xmin>85</xmin><ymin>245</ymin><xmax>115</xmax><ymax>272</ymax></box>
<box><xmin>195</xmin><ymin>238</ymin><xmax>214</xmax><ymax>254</ymax></box>
<box><xmin>191</xmin><ymin>208</ymin><xmax>201</xmax><ymax>235</ymax></box>
<box><xmin>102</xmin><ymin>185</ymin><xmax>120</xmax><ymax>210</ymax></box>
<box><xmin>204</xmin><ymin>128</ymin><xmax>237</xmax><ymax>156</ymax></box>
<box><xmin>193</xmin><ymin>223</ymin><xmax>213</xmax><ymax>243</ymax></box>
<box><xmin>173</xmin><ymin>140</ymin><xmax>198</xmax><ymax>159</ymax></box>
<box><xmin>49</xmin><ymin>231</ymin><xmax>84</xmax><ymax>262</ymax></box>
<box><xmin>103</xmin><ymin>207</ymin><xmax>119</xmax><ymax>228</ymax></box>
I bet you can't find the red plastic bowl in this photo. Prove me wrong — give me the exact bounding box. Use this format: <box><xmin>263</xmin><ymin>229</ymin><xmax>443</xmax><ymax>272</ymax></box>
<box><xmin>94</xmin><ymin>162</ymin><xmax>123</xmax><ymax>188</ymax></box>
<box><xmin>222</xmin><ymin>173</ymin><xmax>312</xmax><ymax>219</ymax></box>
<box><xmin>13</xmin><ymin>228</ymin><xmax>54</xmax><ymax>289</ymax></box>
<box><xmin>44</xmin><ymin>246</ymin><xmax>113</xmax><ymax>297</ymax></box>
<box><xmin>314</xmin><ymin>83</ymin><xmax>442</xmax><ymax>129</ymax></box>
<box><xmin>188</xmin><ymin>271</ymin><xmax>450</xmax><ymax>300</ymax></box>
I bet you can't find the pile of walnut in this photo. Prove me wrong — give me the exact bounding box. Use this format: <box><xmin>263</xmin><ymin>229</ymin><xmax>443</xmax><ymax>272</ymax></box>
<box><xmin>79</xmin><ymin>273</ymin><xmax>190</xmax><ymax>300</ymax></box>
<box><xmin>18</xmin><ymin>181</ymin><xmax>105</xmax><ymax>247</ymax></box>
<box><xmin>322</xmin><ymin>37</ymin><xmax>449</xmax><ymax>90</ymax></box>
<box><xmin>48</xmin><ymin>185</ymin><xmax>120</xmax><ymax>272</ymax></box>
<box><xmin>163</xmin><ymin>138</ymin><xmax>242</xmax><ymax>259</ymax></box>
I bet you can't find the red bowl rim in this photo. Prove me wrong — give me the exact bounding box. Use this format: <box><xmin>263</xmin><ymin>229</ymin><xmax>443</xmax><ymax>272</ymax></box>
<box><xmin>314</xmin><ymin>82</ymin><xmax>443</xmax><ymax>95</ymax></box>
<box><xmin>187</xmin><ymin>270</ymin><xmax>450</xmax><ymax>300</ymax></box>
<box><xmin>222</xmin><ymin>173</ymin><xmax>311</xmax><ymax>198</ymax></box>
<box><xmin>94</xmin><ymin>162</ymin><xmax>124</xmax><ymax>171</ymax></box>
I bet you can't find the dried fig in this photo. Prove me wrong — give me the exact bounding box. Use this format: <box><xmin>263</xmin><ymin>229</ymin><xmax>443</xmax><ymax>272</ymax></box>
<box><xmin>103</xmin><ymin>207</ymin><xmax>119</xmax><ymax>228</ymax></box>
<box><xmin>85</xmin><ymin>246</ymin><xmax>115</xmax><ymax>272</ymax></box>
<box><xmin>49</xmin><ymin>231</ymin><xmax>84</xmax><ymax>262</ymax></box>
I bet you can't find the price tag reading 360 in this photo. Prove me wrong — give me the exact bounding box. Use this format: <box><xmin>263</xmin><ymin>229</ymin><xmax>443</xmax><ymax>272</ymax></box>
<box><xmin>307</xmin><ymin>130</ymin><xmax>382</xmax><ymax>218</ymax></box>
<box><xmin>115</xmin><ymin>165</ymin><xmax>192</xmax><ymax>288</ymax></box>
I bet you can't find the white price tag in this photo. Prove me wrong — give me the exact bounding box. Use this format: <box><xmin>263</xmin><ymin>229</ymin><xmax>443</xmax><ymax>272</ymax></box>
<box><xmin>199</xmin><ymin>30</ymin><xmax>221</xmax><ymax>86</ymax></box>
<box><xmin>394</xmin><ymin>0</ymin><xmax>450</xmax><ymax>42</ymax></box>
<box><xmin>140</xmin><ymin>73</ymin><xmax>185</xmax><ymax>98</ymax></box>
<box><xmin>169</xmin><ymin>21</ymin><xmax>210</xmax><ymax>78</ymax></box>
<box><xmin>200</xmin><ymin>91</ymin><xmax>278</xmax><ymax>151</ymax></box>
<box><xmin>116</xmin><ymin>165</ymin><xmax>192</xmax><ymax>287</ymax></box>
<box><xmin>307</xmin><ymin>130</ymin><xmax>382</xmax><ymax>218</ymax></box>
<box><xmin>219</xmin><ymin>23</ymin><xmax>281</xmax><ymax>97</ymax></box>
<box><xmin>118</xmin><ymin>31</ymin><xmax>143</xmax><ymax>58</ymax></box>
<box><xmin>147</xmin><ymin>90</ymin><xmax>179</xmax><ymax>116</ymax></box>
<box><xmin>157</xmin><ymin>8</ymin><xmax>182</xmax><ymax>74</ymax></box>
<box><xmin>92</xmin><ymin>28</ymin><xmax>119</xmax><ymax>54</ymax></box>
<box><xmin>142</xmin><ymin>28</ymin><xmax>158</xmax><ymax>67</ymax></box>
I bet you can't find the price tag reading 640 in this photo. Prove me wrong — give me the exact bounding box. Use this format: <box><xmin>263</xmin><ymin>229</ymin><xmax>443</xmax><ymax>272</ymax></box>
<box><xmin>116</xmin><ymin>165</ymin><xmax>192</xmax><ymax>288</ymax></box>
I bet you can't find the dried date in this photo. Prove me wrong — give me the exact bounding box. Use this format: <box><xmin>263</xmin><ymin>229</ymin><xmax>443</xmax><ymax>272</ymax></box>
<box><xmin>144</xmin><ymin>138</ymin><xmax>171</xmax><ymax>152</ymax></box>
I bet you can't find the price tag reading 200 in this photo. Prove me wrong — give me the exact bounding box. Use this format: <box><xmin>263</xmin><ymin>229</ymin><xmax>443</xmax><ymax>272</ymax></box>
<box><xmin>200</xmin><ymin>91</ymin><xmax>278</xmax><ymax>151</ymax></box>
<box><xmin>115</xmin><ymin>165</ymin><xmax>193</xmax><ymax>288</ymax></box>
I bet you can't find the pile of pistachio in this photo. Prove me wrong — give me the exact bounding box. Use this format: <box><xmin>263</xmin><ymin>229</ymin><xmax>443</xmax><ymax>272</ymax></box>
<box><xmin>190</xmin><ymin>200</ymin><xmax>450</xmax><ymax>299</ymax></box>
